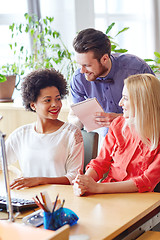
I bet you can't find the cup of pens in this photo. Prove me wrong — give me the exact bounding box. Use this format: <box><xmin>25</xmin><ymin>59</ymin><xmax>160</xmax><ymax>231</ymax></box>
<box><xmin>33</xmin><ymin>192</ymin><xmax>79</xmax><ymax>231</ymax></box>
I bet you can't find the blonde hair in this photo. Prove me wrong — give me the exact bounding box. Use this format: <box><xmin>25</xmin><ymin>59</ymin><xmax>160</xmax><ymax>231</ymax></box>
<box><xmin>124</xmin><ymin>73</ymin><xmax>160</xmax><ymax>150</ymax></box>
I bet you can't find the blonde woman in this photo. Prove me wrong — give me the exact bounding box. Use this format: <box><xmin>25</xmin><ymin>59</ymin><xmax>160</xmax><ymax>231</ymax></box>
<box><xmin>73</xmin><ymin>74</ymin><xmax>160</xmax><ymax>196</ymax></box>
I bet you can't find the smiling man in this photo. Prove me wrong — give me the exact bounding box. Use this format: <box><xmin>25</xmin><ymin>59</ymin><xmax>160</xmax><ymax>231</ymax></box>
<box><xmin>68</xmin><ymin>28</ymin><xmax>154</xmax><ymax>137</ymax></box>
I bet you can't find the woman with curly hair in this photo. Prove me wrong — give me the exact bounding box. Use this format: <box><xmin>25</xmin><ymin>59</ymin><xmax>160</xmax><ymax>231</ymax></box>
<box><xmin>4</xmin><ymin>68</ymin><xmax>84</xmax><ymax>189</ymax></box>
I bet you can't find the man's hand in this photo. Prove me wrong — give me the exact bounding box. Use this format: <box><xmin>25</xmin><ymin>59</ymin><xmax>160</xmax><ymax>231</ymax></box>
<box><xmin>95</xmin><ymin>112</ymin><xmax>122</xmax><ymax>128</ymax></box>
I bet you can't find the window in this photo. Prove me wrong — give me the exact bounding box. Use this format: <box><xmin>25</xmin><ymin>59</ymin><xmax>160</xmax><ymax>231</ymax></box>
<box><xmin>94</xmin><ymin>0</ymin><xmax>155</xmax><ymax>59</ymax></box>
<box><xmin>0</xmin><ymin>0</ymin><xmax>28</xmax><ymax>66</ymax></box>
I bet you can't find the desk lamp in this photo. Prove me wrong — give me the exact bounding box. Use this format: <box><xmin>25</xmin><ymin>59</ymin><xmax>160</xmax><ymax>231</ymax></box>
<box><xmin>0</xmin><ymin>131</ymin><xmax>14</xmax><ymax>222</ymax></box>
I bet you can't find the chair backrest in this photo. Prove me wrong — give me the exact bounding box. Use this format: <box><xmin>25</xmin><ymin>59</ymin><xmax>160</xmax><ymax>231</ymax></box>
<box><xmin>81</xmin><ymin>129</ymin><xmax>99</xmax><ymax>172</ymax></box>
<box><xmin>154</xmin><ymin>182</ymin><xmax>160</xmax><ymax>192</ymax></box>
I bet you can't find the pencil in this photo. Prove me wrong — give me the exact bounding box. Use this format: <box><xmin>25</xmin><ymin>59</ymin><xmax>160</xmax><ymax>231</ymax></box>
<box><xmin>40</xmin><ymin>192</ymin><xmax>46</xmax><ymax>205</ymax></box>
<box><xmin>32</xmin><ymin>197</ymin><xmax>47</xmax><ymax>211</ymax></box>
<box><xmin>61</xmin><ymin>199</ymin><xmax>65</xmax><ymax>208</ymax></box>
<box><xmin>52</xmin><ymin>194</ymin><xmax>59</xmax><ymax>212</ymax></box>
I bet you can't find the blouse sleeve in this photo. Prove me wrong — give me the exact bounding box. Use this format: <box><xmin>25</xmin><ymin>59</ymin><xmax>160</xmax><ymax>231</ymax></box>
<box><xmin>64</xmin><ymin>128</ymin><xmax>84</xmax><ymax>184</ymax></box>
<box><xmin>0</xmin><ymin>135</ymin><xmax>18</xmax><ymax>170</ymax></box>
<box><xmin>132</xmin><ymin>152</ymin><xmax>160</xmax><ymax>192</ymax></box>
<box><xmin>86</xmin><ymin>120</ymin><xmax>118</xmax><ymax>180</ymax></box>
<box><xmin>5</xmin><ymin>135</ymin><xmax>19</xmax><ymax>166</ymax></box>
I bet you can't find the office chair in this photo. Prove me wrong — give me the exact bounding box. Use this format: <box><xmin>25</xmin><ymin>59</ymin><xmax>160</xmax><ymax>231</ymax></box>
<box><xmin>154</xmin><ymin>182</ymin><xmax>160</xmax><ymax>192</ymax></box>
<box><xmin>81</xmin><ymin>129</ymin><xmax>99</xmax><ymax>172</ymax></box>
<box><xmin>151</xmin><ymin>183</ymin><xmax>160</xmax><ymax>231</ymax></box>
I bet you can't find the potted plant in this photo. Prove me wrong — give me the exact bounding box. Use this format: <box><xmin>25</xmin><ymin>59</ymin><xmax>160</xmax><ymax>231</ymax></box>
<box><xmin>144</xmin><ymin>51</ymin><xmax>160</xmax><ymax>78</ymax></box>
<box><xmin>0</xmin><ymin>62</ymin><xmax>24</xmax><ymax>102</ymax></box>
<box><xmin>0</xmin><ymin>20</ymin><xmax>128</xmax><ymax>103</ymax></box>
<box><xmin>0</xmin><ymin>13</ymin><xmax>77</xmax><ymax>102</ymax></box>
<box><xmin>0</xmin><ymin>26</ymin><xmax>27</xmax><ymax>99</ymax></box>
<box><xmin>107</xmin><ymin>23</ymin><xmax>160</xmax><ymax>78</ymax></box>
<box><xmin>8</xmin><ymin>13</ymin><xmax>76</xmax><ymax>83</ymax></box>
<box><xmin>0</xmin><ymin>72</ymin><xmax>17</xmax><ymax>102</ymax></box>
<box><xmin>106</xmin><ymin>22</ymin><xmax>129</xmax><ymax>54</ymax></box>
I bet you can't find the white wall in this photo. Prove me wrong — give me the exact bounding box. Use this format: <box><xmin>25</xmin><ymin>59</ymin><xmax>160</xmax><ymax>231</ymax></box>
<box><xmin>40</xmin><ymin>0</ymin><xmax>76</xmax><ymax>52</ymax></box>
<box><xmin>39</xmin><ymin>0</ymin><xmax>95</xmax><ymax>52</ymax></box>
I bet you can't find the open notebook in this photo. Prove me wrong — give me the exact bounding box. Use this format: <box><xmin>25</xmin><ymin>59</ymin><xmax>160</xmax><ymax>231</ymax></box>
<box><xmin>71</xmin><ymin>98</ymin><xmax>104</xmax><ymax>132</ymax></box>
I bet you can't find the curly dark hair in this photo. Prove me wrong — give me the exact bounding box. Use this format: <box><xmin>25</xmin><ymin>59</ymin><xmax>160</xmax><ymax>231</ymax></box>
<box><xmin>21</xmin><ymin>68</ymin><xmax>68</xmax><ymax>111</ymax></box>
<box><xmin>73</xmin><ymin>28</ymin><xmax>111</xmax><ymax>61</ymax></box>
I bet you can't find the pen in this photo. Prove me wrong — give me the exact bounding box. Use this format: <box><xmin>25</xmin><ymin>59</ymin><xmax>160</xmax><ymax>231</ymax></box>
<box><xmin>52</xmin><ymin>194</ymin><xmax>59</xmax><ymax>212</ymax></box>
<box><xmin>40</xmin><ymin>192</ymin><xmax>47</xmax><ymax>206</ymax></box>
<box><xmin>61</xmin><ymin>199</ymin><xmax>65</xmax><ymax>208</ymax></box>
<box><xmin>32</xmin><ymin>197</ymin><xmax>47</xmax><ymax>211</ymax></box>
<box><xmin>35</xmin><ymin>195</ymin><xmax>42</xmax><ymax>205</ymax></box>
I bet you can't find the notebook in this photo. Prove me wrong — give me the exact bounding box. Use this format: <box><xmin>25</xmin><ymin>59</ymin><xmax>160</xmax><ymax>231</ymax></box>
<box><xmin>71</xmin><ymin>98</ymin><xmax>104</xmax><ymax>132</ymax></box>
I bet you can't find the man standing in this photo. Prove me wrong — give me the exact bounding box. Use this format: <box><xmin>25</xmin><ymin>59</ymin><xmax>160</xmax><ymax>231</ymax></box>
<box><xmin>68</xmin><ymin>28</ymin><xmax>154</xmax><ymax>137</ymax></box>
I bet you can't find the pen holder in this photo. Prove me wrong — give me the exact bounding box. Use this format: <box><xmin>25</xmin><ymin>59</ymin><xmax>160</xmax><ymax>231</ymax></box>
<box><xmin>43</xmin><ymin>207</ymin><xmax>79</xmax><ymax>231</ymax></box>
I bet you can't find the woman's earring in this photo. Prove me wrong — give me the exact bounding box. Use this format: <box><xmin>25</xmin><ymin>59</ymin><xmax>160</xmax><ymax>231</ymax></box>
<box><xmin>30</xmin><ymin>103</ymin><xmax>36</xmax><ymax>111</ymax></box>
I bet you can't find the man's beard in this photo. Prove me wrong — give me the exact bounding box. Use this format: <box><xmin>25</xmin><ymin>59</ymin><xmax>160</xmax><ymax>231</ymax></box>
<box><xmin>85</xmin><ymin>65</ymin><xmax>109</xmax><ymax>81</ymax></box>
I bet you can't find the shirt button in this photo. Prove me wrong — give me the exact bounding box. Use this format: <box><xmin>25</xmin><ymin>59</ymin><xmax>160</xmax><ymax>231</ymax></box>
<box><xmin>110</xmin><ymin>101</ymin><xmax>113</xmax><ymax>104</ymax></box>
<box><xmin>106</xmin><ymin>87</ymin><xmax>108</xmax><ymax>90</ymax></box>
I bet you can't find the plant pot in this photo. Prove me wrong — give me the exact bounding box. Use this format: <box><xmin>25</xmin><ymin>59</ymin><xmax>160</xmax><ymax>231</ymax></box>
<box><xmin>0</xmin><ymin>75</ymin><xmax>16</xmax><ymax>102</ymax></box>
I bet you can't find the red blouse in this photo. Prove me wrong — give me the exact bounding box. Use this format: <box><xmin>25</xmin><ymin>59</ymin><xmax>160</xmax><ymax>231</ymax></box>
<box><xmin>86</xmin><ymin>116</ymin><xmax>160</xmax><ymax>192</ymax></box>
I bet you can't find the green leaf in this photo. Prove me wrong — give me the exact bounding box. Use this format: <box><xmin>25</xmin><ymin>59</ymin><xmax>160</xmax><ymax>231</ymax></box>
<box><xmin>43</xmin><ymin>19</ymin><xmax>47</xmax><ymax>25</ymax></box>
<box><xmin>25</xmin><ymin>25</ymin><xmax>29</xmax><ymax>32</ymax></box>
<box><xmin>46</xmin><ymin>16</ymin><xmax>54</xmax><ymax>23</ymax></box>
<box><xmin>28</xmin><ymin>16</ymin><xmax>32</xmax><ymax>23</ymax></box>
<box><xmin>154</xmin><ymin>51</ymin><xmax>160</xmax><ymax>58</ymax></box>
<box><xmin>106</xmin><ymin>22</ymin><xmax>115</xmax><ymax>35</ymax></box>
<box><xmin>115</xmin><ymin>27</ymin><xmax>129</xmax><ymax>37</ymax></box>
<box><xmin>24</xmin><ymin>13</ymin><xmax>29</xmax><ymax>19</ymax></box>
<box><xmin>53</xmin><ymin>31</ymin><xmax>60</xmax><ymax>38</ymax></box>
<box><xmin>111</xmin><ymin>45</ymin><xmax>117</xmax><ymax>50</ymax></box>
<box><xmin>0</xmin><ymin>74</ymin><xmax>7</xmax><ymax>83</ymax></box>
<box><xmin>156</xmin><ymin>59</ymin><xmax>160</xmax><ymax>64</ymax></box>
<box><xmin>20</xmin><ymin>46</ymin><xmax>24</xmax><ymax>52</ymax></box>
<box><xmin>108</xmin><ymin>36</ymin><xmax>113</xmax><ymax>40</ymax></box>
<box><xmin>113</xmin><ymin>49</ymin><xmax>128</xmax><ymax>53</ymax></box>
<box><xmin>19</xmin><ymin>24</ymin><xmax>22</xmax><ymax>33</ymax></box>
<box><xmin>45</xmin><ymin>27</ymin><xmax>48</xmax><ymax>34</ymax></box>
<box><xmin>21</xmin><ymin>70</ymin><xmax>25</xmax><ymax>75</ymax></box>
<box><xmin>30</xmin><ymin>28</ymin><xmax>35</xmax><ymax>37</ymax></box>
<box><xmin>144</xmin><ymin>58</ymin><xmax>154</xmax><ymax>62</ymax></box>
<box><xmin>45</xmin><ymin>62</ymin><xmax>50</xmax><ymax>68</ymax></box>
<box><xmin>9</xmin><ymin>23</ymin><xmax>15</xmax><ymax>32</ymax></box>
<box><xmin>48</xmin><ymin>29</ymin><xmax>52</xmax><ymax>35</ymax></box>
<box><xmin>9</xmin><ymin>44</ymin><xmax>12</xmax><ymax>50</ymax></box>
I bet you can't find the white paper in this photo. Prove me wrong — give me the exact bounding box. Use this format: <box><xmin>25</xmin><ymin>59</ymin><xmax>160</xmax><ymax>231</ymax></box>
<box><xmin>71</xmin><ymin>98</ymin><xmax>104</xmax><ymax>132</ymax></box>
<box><xmin>42</xmin><ymin>191</ymin><xmax>53</xmax><ymax>212</ymax></box>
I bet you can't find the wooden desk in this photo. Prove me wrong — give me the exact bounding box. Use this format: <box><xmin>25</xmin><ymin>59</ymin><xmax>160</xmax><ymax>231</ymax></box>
<box><xmin>0</xmin><ymin>169</ymin><xmax>160</xmax><ymax>240</ymax></box>
<box><xmin>137</xmin><ymin>231</ymin><xmax>160</xmax><ymax>240</ymax></box>
<box><xmin>0</xmin><ymin>221</ymin><xmax>69</xmax><ymax>240</ymax></box>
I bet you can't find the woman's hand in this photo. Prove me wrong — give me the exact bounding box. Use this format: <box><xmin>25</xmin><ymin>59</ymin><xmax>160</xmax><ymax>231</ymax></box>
<box><xmin>10</xmin><ymin>177</ymin><xmax>41</xmax><ymax>190</ymax></box>
<box><xmin>73</xmin><ymin>170</ymin><xmax>98</xmax><ymax>196</ymax></box>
